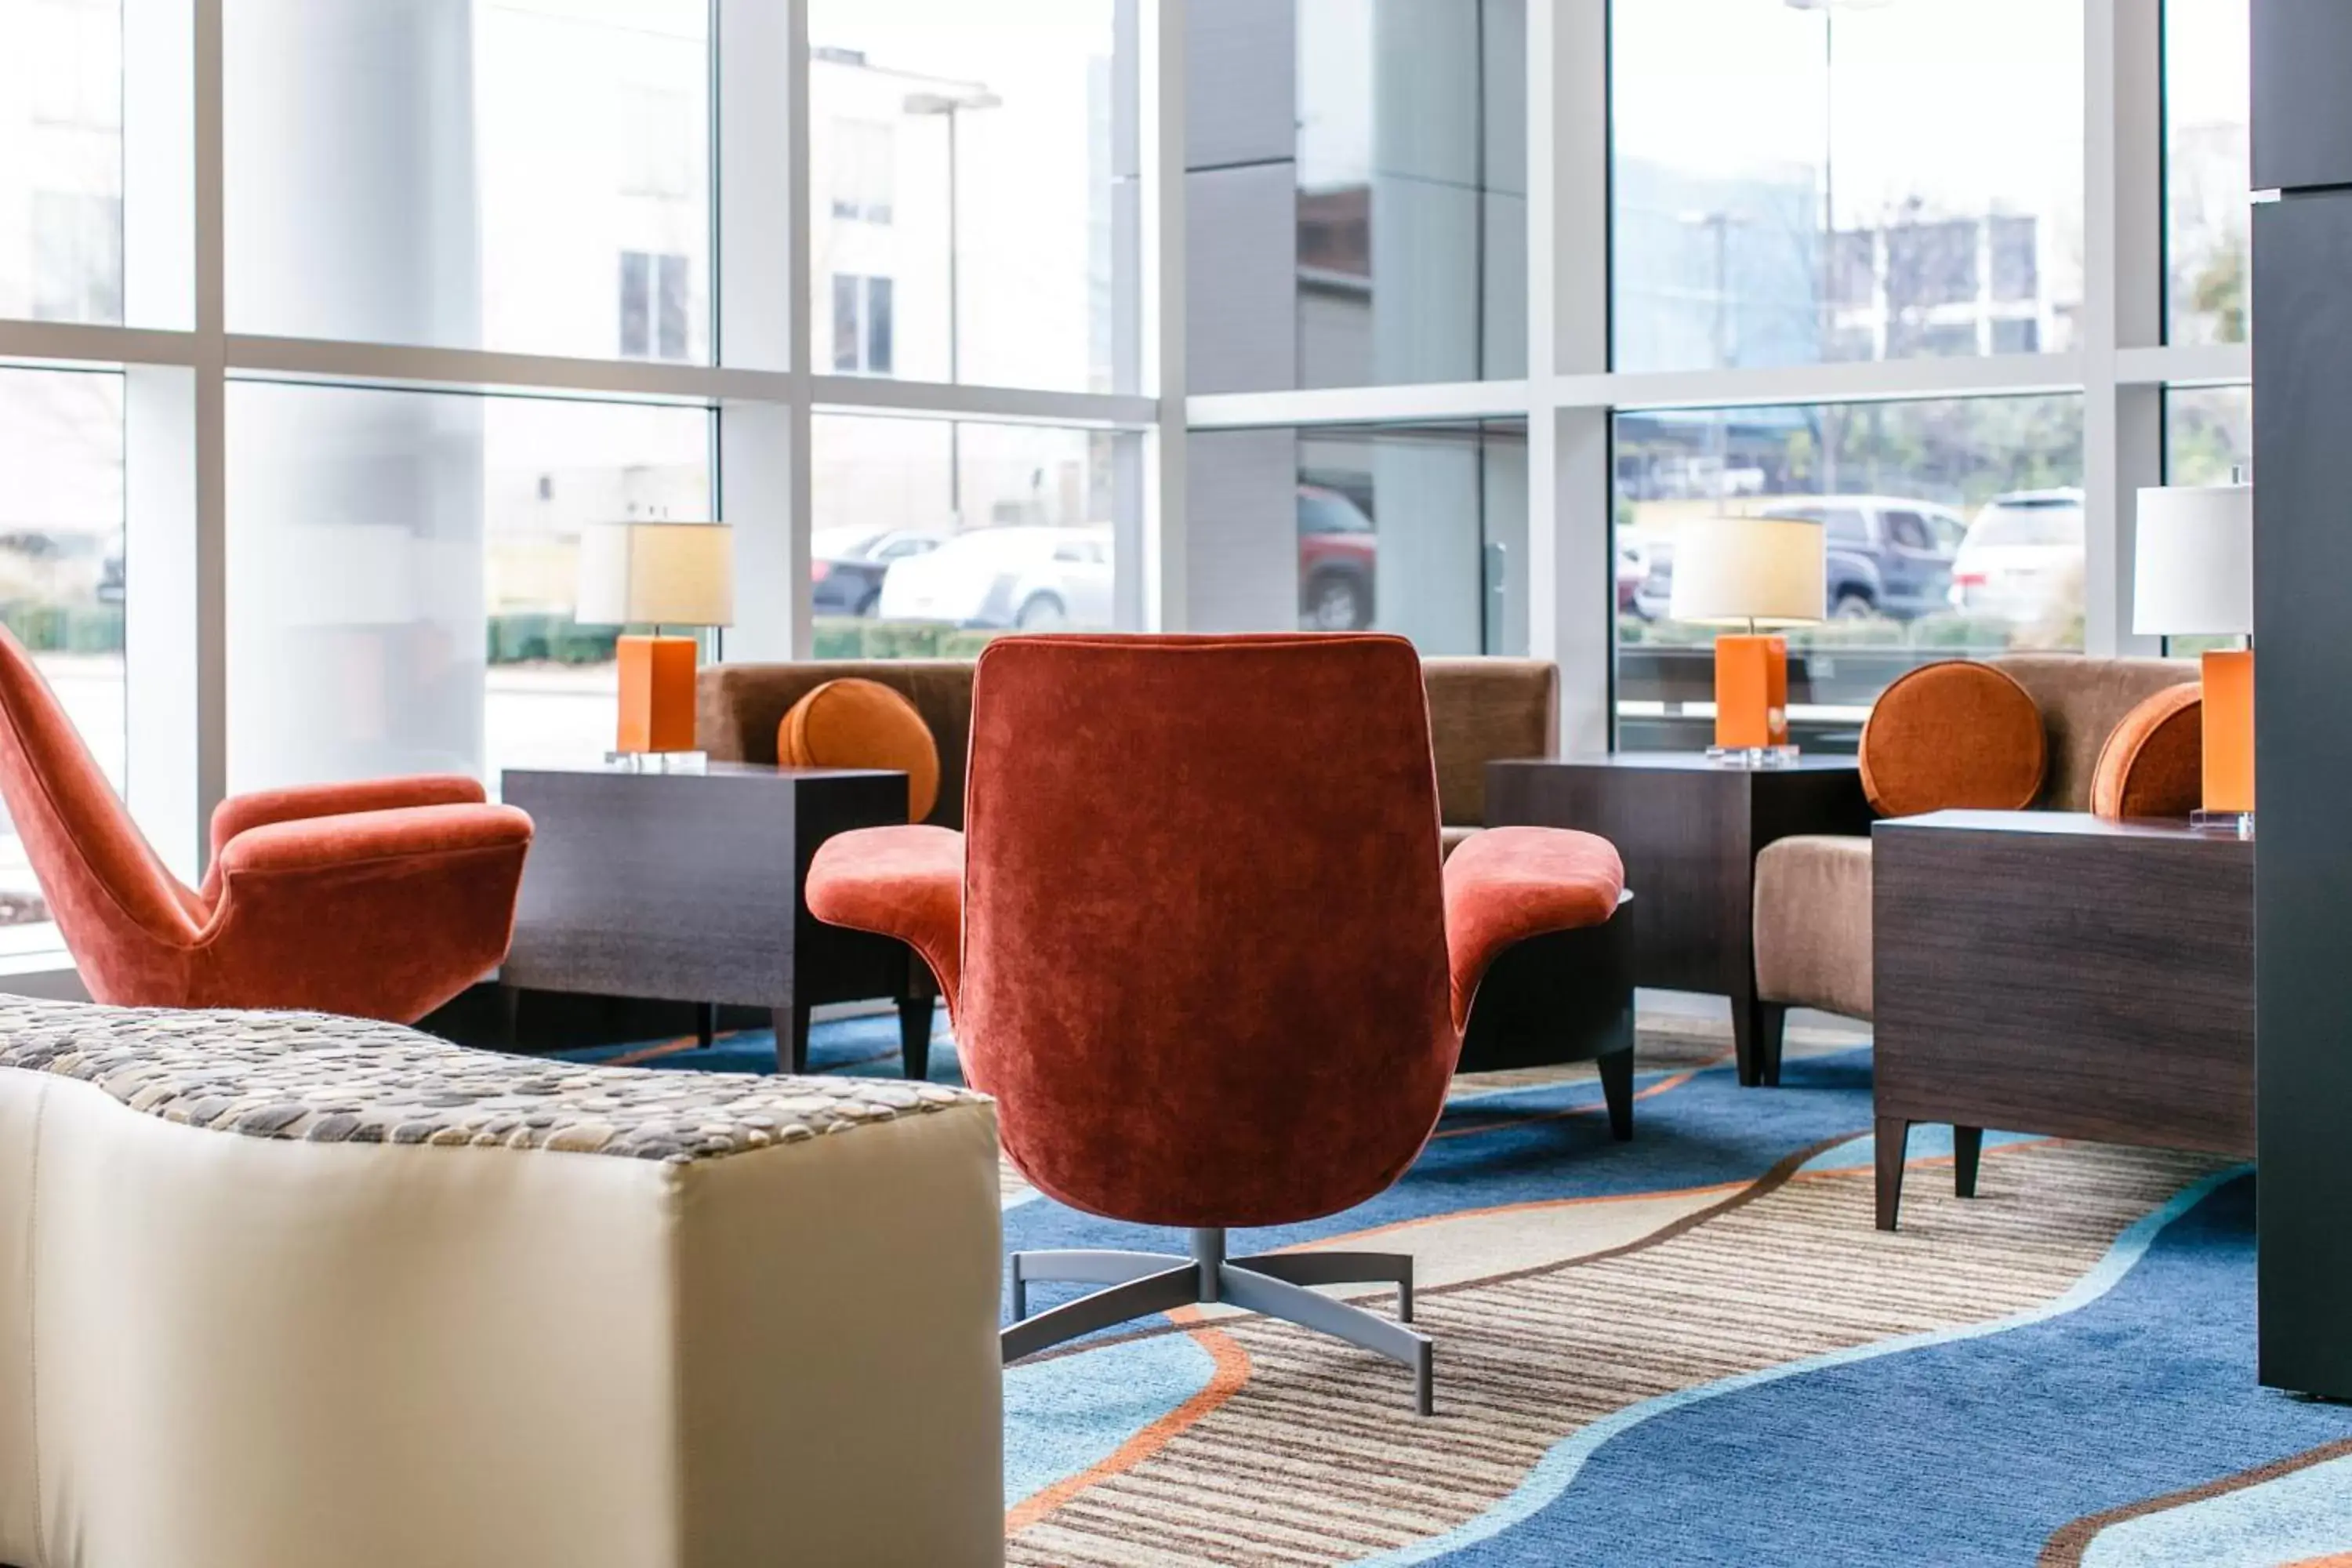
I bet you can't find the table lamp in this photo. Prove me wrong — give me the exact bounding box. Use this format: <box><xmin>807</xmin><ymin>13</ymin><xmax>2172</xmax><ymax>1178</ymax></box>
<box><xmin>1668</xmin><ymin>515</ymin><xmax>1826</xmax><ymax>766</ymax></box>
<box><xmin>2133</xmin><ymin>480</ymin><xmax>2253</xmax><ymax>835</ymax></box>
<box><xmin>576</xmin><ymin>520</ymin><xmax>735</xmax><ymax>769</ymax></box>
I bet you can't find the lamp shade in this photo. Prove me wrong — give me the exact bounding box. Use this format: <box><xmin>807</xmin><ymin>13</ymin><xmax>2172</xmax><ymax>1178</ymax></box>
<box><xmin>2133</xmin><ymin>483</ymin><xmax>2252</xmax><ymax>637</ymax></box>
<box><xmin>576</xmin><ymin>521</ymin><xmax>735</xmax><ymax>627</ymax></box>
<box><xmin>1667</xmin><ymin>516</ymin><xmax>1826</xmax><ymax>626</ymax></box>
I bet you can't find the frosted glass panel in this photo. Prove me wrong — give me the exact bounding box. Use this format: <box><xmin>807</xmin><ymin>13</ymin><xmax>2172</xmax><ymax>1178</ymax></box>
<box><xmin>227</xmin><ymin>383</ymin><xmax>709</xmax><ymax>790</ymax></box>
<box><xmin>226</xmin><ymin>0</ymin><xmax>711</xmax><ymax>360</ymax></box>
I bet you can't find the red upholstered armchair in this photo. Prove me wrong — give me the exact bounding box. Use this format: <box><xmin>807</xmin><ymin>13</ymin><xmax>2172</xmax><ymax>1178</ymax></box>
<box><xmin>808</xmin><ymin>633</ymin><xmax>1624</xmax><ymax>1414</ymax></box>
<box><xmin>0</xmin><ymin>630</ymin><xmax>533</xmax><ymax>1024</ymax></box>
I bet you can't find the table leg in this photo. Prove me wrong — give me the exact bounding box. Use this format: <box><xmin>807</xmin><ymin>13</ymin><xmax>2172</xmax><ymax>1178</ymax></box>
<box><xmin>1875</xmin><ymin>1116</ymin><xmax>1911</xmax><ymax>1232</ymax></box>
<box><xmin>1597</xmin><ymin>1048</ymin><xmax>1634</xmax><ymax>1142</ymax></box>
<box><xmin>1954</xmin><ymin>1126</ymin><xmax>1984</xmax><ymax>1200</ymax></box>
<box><xmin>897</xmin><ymin>996</ymin><xmax>934</xmax><ymax>1082</ymax></box>
<box><xmin>775</xmin><ymin>1003</ymin><xmax>811</xmax><ymax>1076</ymax></box>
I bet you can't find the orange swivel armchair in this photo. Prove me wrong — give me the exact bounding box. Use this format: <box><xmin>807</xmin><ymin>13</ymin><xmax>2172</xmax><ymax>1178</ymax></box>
<box><xmin>807</xmin><ymin>633</ymin><xmax>1624</xmax><ymax>1413</ymax></box>
<box><xmin>0</xmin><ymin>630</ymin><xmax>533</xmax><ymax>1025</ymax></box>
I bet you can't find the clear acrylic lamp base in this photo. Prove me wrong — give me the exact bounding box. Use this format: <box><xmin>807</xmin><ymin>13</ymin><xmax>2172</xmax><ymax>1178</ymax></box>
<box><xmin>1707</xmin><ymin>745</ymin><xmax>1802</xmax><ymax>769</ymax></box>
<box><xmin>2190</xmin><ymin>808</ymin><xmax>2254</xmax><ymax>839</ymax></box>
<box><xmin>605</xmin><ymin>750</ymin><xmax>708</xmax><ymax>774</ymax></box>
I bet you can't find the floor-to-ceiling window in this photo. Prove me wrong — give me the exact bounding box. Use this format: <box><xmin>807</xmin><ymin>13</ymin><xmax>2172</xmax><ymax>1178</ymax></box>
<box><xmin>0</xmin><ymin>0</ymin><xmax>2255</xmax><ymax>965</ymax></box>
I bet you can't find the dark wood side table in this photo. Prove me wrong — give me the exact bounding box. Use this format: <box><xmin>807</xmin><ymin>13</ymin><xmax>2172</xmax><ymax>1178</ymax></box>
<box><xmin>500</xmin><ymin>763</ymin><xmax>931</xmax><ymax>1077</ymax></box>
<box><xmin>1486</xmin><ymin>753</ymin><xmax>1872</xmax><ymax>1087</ymax></box>
<box><xmin>1872</xmin><ymin>811</ymin><xmax>2254</xmax><ymax>1231</ymax></box>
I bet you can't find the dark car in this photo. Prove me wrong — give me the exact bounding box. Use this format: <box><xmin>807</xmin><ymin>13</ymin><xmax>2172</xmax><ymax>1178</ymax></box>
<box><xmin>1298</xmin><ymin>485</ymin><xmax>1374</xmax><ymax>630</ymax></box>
<box><xmin>96</xmin><ymin>539</ymin><xmax>124</xmax><ymax>605</ymax></box>
<box><xmin>1633</xmin><ymin>495</ymin><xmax>1965</xmax><ymax>622</ymax></box>
<box><xmin>811</xmin><ymin>526</ymin><xmax>945</xmax><ymax>617</ymax></box>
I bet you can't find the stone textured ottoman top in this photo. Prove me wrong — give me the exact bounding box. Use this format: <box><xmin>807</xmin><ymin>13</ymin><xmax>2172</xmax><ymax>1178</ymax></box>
<box><xmin>0</xmin><ymin>997</ymin><xmax>981</xmax><ymax>1163</ymax></box>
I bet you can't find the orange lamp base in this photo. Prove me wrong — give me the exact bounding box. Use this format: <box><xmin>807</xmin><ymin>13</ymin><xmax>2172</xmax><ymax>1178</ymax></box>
<box><xmin>616</xmin><ymin>633</ymin><xmax>699</xmax><ymax>754</ymax></box>
<box><xmin>2200</xmin><ymin>647</ymin><xmax>2254</xmax><ymax>816</ymax></box>
<box><xmin>1713</xmin><ymin>633</ymin><xmax>1791</xmax><ymax>751</ymax></box>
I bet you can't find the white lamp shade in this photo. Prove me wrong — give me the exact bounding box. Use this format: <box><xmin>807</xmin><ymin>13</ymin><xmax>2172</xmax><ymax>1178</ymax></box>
<box><xmin>2132</xmin><ymin>484</ymin><xmax>2251</xmax><ymax>637</ymax></box>
<box><xmin>1667</xmin><ymin>516</ymin><xmax>1826</xmax><ymax>626</ymax></box>
<box><xmin>575</xmin><ymin>521</ymin><xmax>735</xmax><ymax>627</ymax></box>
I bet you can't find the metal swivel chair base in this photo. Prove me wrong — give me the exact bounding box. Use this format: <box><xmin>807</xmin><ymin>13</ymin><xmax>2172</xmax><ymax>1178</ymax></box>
<box><xmin>1004</xmin><ymin>1227</ymin><xmax>1436</xmax><ymax>1415</ymax></box>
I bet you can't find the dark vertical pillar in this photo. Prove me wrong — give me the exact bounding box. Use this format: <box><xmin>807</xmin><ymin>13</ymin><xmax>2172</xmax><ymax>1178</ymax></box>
<box><xmin>2253</xmin><ymin>0</ymin><xmax>2352</xmax><ymax>1399</ymax></box>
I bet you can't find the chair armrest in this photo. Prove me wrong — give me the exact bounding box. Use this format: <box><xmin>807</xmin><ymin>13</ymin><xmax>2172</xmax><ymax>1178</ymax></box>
<box><xmin>210</xmin><ymin>775</ymin><xmax>488</xmax><ymax>869</ymax></box>
<box><xmin>197</xmin><ymin>804</ymin><xmax>535</xmax><ymax>1021</ymax></box>
<box><xmin>1443</xmin><ymin>826</ymin><xmax>1624</xmax><ymax>1033</ymax></box>
<box><xmin>216</xmin><ymin>803</ymin><xmax>532</xmax><ymax>880</ymax></box>
<box><xmin>807</xmin><ymin>826</ymin><xmax>965</xmax><ymax>1018</ymax></box>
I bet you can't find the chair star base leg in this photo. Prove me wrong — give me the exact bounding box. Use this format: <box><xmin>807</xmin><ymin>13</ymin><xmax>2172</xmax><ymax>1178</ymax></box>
<box><xmin>999</xmin><ymin>1232</ymin><xmax>1435</xmax><ymax>1414</ymax></box>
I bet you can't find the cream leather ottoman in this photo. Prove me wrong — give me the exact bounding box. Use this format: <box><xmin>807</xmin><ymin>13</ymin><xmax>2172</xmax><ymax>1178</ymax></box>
<box><xmin>0</xmin><ymin>1000</ymin><xmax>1003</xmax><ymax>1568</ymax></box>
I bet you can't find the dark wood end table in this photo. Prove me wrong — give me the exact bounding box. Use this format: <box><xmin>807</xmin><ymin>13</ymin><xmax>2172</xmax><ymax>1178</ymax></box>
<box><xmin>1872</xmin><ymin>810</ymin><xmax>2255</xmax><ymax>1230</ymax></box>
<box><xmin>500</xmin><ymin>762</ymin><xmax>931</xmax><ymax>1076</ymax></box>
<box><xmin>1486</xmin><ymin>753</ymin><xmax>1871</xmax><ymax>1087</ymax></box>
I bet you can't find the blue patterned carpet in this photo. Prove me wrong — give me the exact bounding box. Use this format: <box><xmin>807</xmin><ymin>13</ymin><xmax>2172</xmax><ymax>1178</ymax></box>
<box><xmin>564</xmin><ymin>1010</ymin><xmax>2351</xmax><ymax>1566</ymax></box>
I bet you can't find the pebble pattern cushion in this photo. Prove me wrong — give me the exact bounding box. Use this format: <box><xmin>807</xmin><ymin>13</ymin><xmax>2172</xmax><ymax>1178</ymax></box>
<box><xmin>1858</xmin><ymin>660</ymin><xmax>2049</xmax><ymax>818</ymax></box>
<box><xmin>0</xmin><ymin>999</ymin><xmax>977</xmax><ymax>1163</ymax></box>
<box><xmin>2090</xmin><ymin>682</ymin><xmax>2203</xmax><ymax>821</ymax></box>
<box><xmin>778</xmin><ymin>677</ymin><xmax>942</xmax><ymax>822</ymax></box>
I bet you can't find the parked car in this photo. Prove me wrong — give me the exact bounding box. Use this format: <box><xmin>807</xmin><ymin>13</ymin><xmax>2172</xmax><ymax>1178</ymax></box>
<box><xmin>1948</xmin><ymin>488</ymin><xmax>2085</xmax><ymax>624</ymax></box>
<box><xmin>811</xmin><ymin>525</ymin><xmax>945</xmax><ymax>617</ymax></box>
<box><xmin>876</xmin><ymin>524</ymin><xmax>1113</xmax><ymax>630</ymax></box>
<box><xmin>1617</xmin><ymin>540</ymin><xmax>1650</xmax><ymax>616</ymax></box>
<box><xmin>1298</xmin><ymin>485</ymin><xmax>1375</xmax><ymax>630</ymax></box>
<box><xmin>1632</xmin><ymin>495</ymin><xmax>1965</xmax><ymax>622</ymax></box>
<box><xmin>96</xmin><ymin>540</ymin><xmax>123</xmax><ymax>606</ymax></box>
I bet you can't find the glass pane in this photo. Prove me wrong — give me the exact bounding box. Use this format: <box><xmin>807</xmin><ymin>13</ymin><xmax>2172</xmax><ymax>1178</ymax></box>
<box><xmin>0</xmin><ymin>368</ymin><xmax>124</xmax><ymax>946</ymax></box>
<box><xmin>1616</xmin><ymin>394</ymin><xmax>2084</xmax><ymax>750</ymax></box>
<box><xmin>1186</xmin><ymin>420</ymin><xmax>1526</xmax><ymax>655</ymax></box>
<box><xmin>810</xmin><ymin>1</ymin><xmax>1131</xmax><ymax>394</ymax></box>
<box><xmin>811</xmin><ymin>416</ymin><xmax>1126</xmax><ymax>655</ymax></box>
<box><xmin>1612</xmin><ymin>0</ymin><xmax>2082</xmax><ymax>373</ymax></box>
<box><xmin>1189</xmin><ymin>0</ymin><xmax>1525</xmax><ymax>393</ymax></box>
<box><xmin>2165</xmin><ymin>384</ymin><xmax>2252</xmax><ymax>486</ymax></box>
<box><xmin>227</xmin><ymin>383</ymin><xmax>710</xmax><ymax>790</ymax></box>
<box><xmin>227</xmin><ymin>0</ymin><xmax>712</xmax><ymax>361</ymax></box>
<box><xmin>0</xmin><ymin>0</ymin><xmax>125</xmax><ymax>324</ymax></box>
<box><xmin>2165</xmin><ymin>0</ymin><xmax>2250</xmax><ymax>346</ymax></box>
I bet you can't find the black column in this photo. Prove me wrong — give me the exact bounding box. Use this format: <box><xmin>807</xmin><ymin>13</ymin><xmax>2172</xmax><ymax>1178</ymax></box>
<box><xmin>2253</xmin><ymin>0</ymin><xmax>2352</xmax><ymax>1399</ymax></box>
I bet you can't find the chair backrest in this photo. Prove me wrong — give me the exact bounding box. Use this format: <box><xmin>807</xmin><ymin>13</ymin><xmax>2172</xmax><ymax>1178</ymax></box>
<box><xmin>1423</xmin><ymin>657</ymin><xmax>1558</xmax><ymax>826</ymax></box>
<box><xmin>0</xmin><ymin>631</ymin><xmax>198</xmax><ymax>979</ymax></box>
<box><xmin>959</xmin><ymin>633</ymin><xmax>1457</xmax><ymax>1229</ymax></box>
<box><xmin>1989</xmin><ymin>655</ymin><xmax>2198</xmax><ymax>811</ymax></box>
<box><xmin>696</xmin><ymin>659</ymin><xmax>975</xmax><ymax>829</ymax></box>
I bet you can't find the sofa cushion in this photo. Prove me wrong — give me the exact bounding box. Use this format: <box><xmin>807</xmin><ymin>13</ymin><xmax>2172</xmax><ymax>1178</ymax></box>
<box><xmin>699</xmin><ymin>660</ymin><xmax>975</xmax><ymax>828</ymax></box>
<box><xmin>1753</xmin><ymin>835</ymin><xmax>1874</xmax><ymax>1022</ymax></box>
<box><xmin>778</xmin><ymin>677</ymin><xmax>942</xmax><ymax>822</ymax></box>
<box><xmin>1424</xmin><ymin>658</ymin><xmax>1557</xmax><ymax>826</ymax></box>
<box><xmin>1859</xmin><ymin>660</ymin><xmax>2046</xmax><ymax>818</ymax></box>
<box><xmin>2091</xmin><ymin>682</ymin><xmax>2203</xmax><ymax>821</ymax></box>
<box><xmin>1989</xmin><ymin>655</ymin><xmax>2198</xmax><ymax>811</ymax></box>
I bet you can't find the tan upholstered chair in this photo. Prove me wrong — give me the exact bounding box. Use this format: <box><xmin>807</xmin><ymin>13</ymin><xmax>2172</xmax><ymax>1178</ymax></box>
<box><xmin>1748</xmin><ymin>656</ymin><xmax>2195</xmax><ymax>1073</ymax></box>
<box><xmin>697</xmin><ymin>654</ymin><xmax>1559</xmax><ymax>851</ymax></box>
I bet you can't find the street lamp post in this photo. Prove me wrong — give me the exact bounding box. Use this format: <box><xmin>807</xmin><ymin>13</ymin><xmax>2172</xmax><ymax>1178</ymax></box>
<box><xmin>1679</xmin><ymin>208</ymin><xmax>1740</xmax><ymax>499</ymax></box>
<box><xmin>905</xmin><ymin>86</ymin><xmax>1001</xmax><ymax>530</ymax></box>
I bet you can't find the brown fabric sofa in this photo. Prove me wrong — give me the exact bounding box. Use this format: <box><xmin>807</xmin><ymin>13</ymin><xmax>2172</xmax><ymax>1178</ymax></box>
<box><xmin>699</xmin><ymin>655</ymin><xmax>1559</xmax><ymax>850</ymax></box>
<box><xmin>1751</xmin><ymin>655</ymin><xmax>2195</xmax><ymax>1046</ymax></box>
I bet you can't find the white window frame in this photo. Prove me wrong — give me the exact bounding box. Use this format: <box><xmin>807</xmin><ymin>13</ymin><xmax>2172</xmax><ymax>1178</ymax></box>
<box><xmin>0</xmin><ymin>0</ymin><xmax>2249</xmax><ymax>978</ymax></box>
